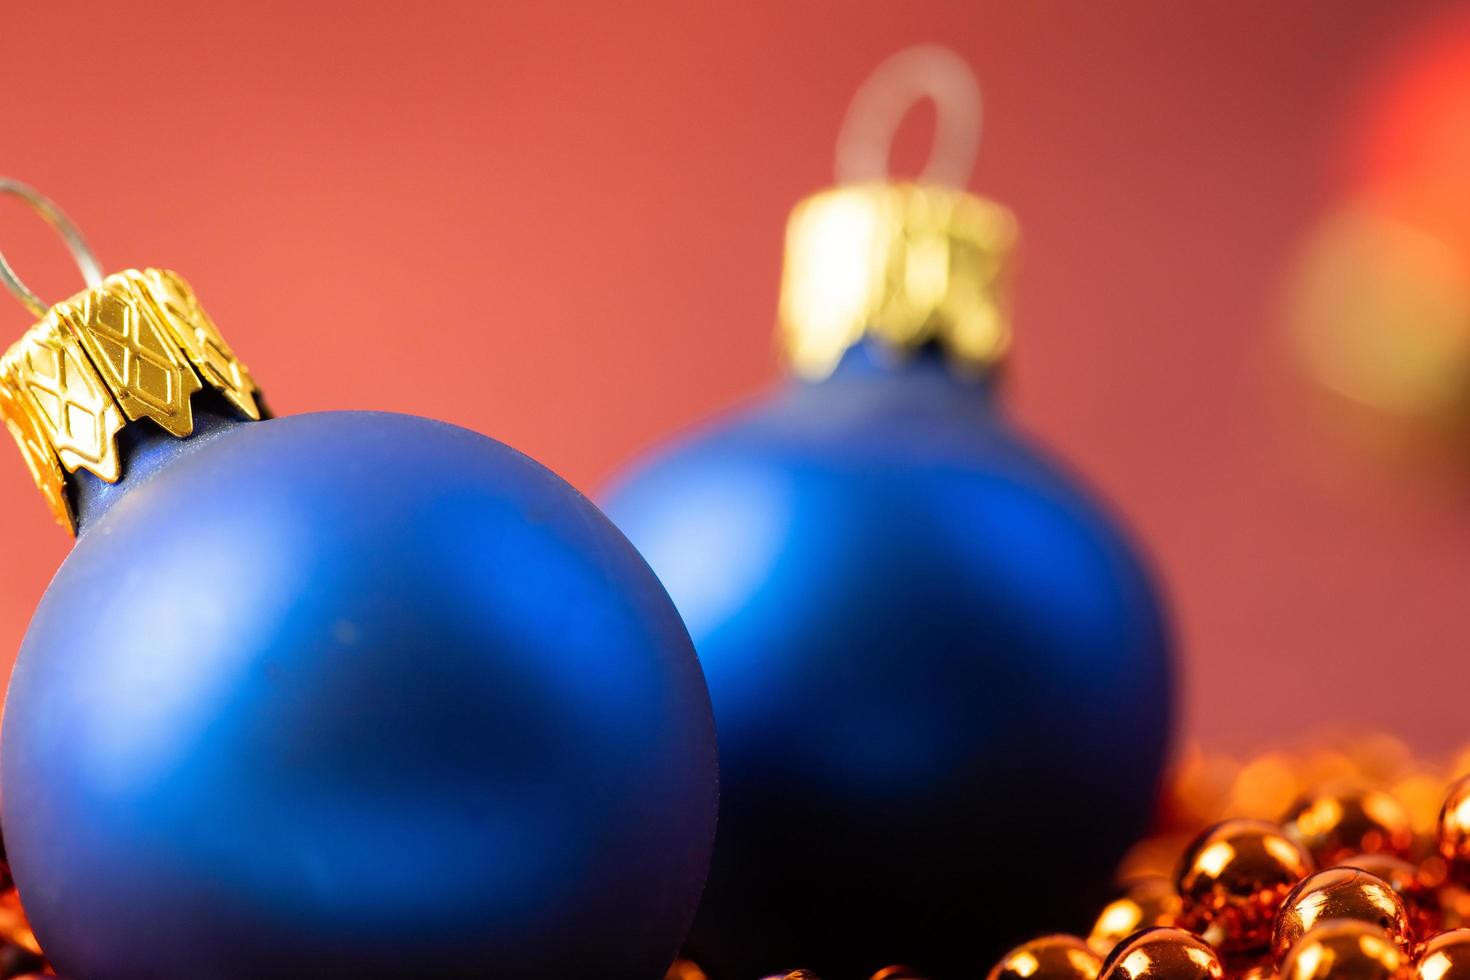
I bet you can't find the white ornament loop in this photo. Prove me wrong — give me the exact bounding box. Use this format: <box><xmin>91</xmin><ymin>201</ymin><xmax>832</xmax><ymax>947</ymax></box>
<box><xmin>834</xmin><ymin>44</ymin><xmax>983</xmax><ymax>189</ymax></box>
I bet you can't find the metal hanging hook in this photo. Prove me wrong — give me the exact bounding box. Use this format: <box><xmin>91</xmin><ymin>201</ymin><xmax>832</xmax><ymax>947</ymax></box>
<box><xmin>834</xmin><ymin>44</ymin><xmax>983</xmax><ymax>190</ymax></box>
<box><xmin>0</xmin><ymin>179</ymin><xmax>104</xmax><ymax>319</ymax></box>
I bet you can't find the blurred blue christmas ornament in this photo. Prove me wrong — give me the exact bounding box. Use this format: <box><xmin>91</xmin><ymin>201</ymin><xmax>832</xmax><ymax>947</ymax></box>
<box><xmin>604</xmin><ymin>48</ymin><xmax>1174</xmax><ymax>979</ymax></box>
<box><xmin>0</xmin><ymin>180</ymin><xmax>718</xmax><ymax>980</ymax></box>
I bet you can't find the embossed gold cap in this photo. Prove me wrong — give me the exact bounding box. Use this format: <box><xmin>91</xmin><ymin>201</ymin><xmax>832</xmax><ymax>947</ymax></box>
<box><xmin>0</xmin><ymin>181</ymin><xmax>261</xmax><ymax>532</ymax></box>
<box><xmin>776</xmin><ymin>45</ymin><xmax>1015</xmax><ymax>380</ymax></box>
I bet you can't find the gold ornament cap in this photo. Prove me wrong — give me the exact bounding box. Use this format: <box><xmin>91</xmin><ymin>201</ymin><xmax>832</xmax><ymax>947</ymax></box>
<box><xmin>777</xmin><ymin>45</ymin><xmax>1016</xmax><ymax>380</ymax></box>
<box><xmin>779</xmin><ymin>181</ymin><xmax>1016</xmax><ymax>379</ymax></box>
<box><xmin>0</xmin><ymin>180</ymin><xmax>262</xmax><ymax>532</ymax></box>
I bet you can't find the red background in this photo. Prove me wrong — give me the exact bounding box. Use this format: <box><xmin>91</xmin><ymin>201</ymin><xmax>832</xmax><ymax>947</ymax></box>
<box><xmin>2</xmin><ymin>2</ymin><xmax>1467</xmax><ymax>752</ymax></box>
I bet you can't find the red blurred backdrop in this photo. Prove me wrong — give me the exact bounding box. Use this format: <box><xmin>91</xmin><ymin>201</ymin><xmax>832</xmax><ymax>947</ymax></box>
<box><xmin>2</xmin><ymin>2</ymin><xmax>1467</xmax><ymax>751</ymax></box>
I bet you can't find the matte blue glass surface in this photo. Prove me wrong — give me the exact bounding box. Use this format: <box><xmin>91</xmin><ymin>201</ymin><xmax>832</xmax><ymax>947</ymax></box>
<box><xmin>3</xmin><ymin>409</ymin><xmax>718</xmax><ymax>980</ymax></box>
<box><xmin>604</xmin><ymin>344</ymin><xmax>1174</xmax><ymax>980</ymax></box>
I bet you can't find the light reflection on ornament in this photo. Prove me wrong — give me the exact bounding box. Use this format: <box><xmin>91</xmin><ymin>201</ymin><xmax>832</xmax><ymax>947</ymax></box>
<box><xmin>1415</xmin><ymin>929</ymin><xmax>1470</xmax><ymax>980</ymax></box>
<box><xmin>779</xmin><ymin>188</ymin><xmax>882</xmax><ymax>369</ymax></box>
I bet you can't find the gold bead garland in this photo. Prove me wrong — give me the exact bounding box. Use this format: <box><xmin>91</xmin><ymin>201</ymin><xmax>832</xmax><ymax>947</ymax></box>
<box><xmin>659</xmin><ymin>734</ymin><xmax>1470</xmax><ymax>980</ymax></box>
<box><xmin>10</xmin><ymin>733</ymin><xmax>1470</xmax><ymax>980</ymax></box>
<box><xmin>985</xmin><ymin>741</ymin><xmax>1470</xmax><ymax>980</ymax></box>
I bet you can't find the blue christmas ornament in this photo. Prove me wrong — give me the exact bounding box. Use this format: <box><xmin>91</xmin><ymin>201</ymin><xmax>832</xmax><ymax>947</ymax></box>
<box><xmin>0</xmin><ymin>182</ymin><xmax>717</xmax><ymax>980</ymax></box>
<box><xmin>603</xmin><ymin>51</ymin><xmax>1173</xmax><ymax>980</ymax></box>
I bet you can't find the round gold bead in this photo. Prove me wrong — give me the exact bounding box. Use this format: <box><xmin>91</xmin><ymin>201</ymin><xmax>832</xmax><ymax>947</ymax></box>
<box><xmin>1177</xmin><ymin>820</ymin><xmax>1315</xmax><ymax>957</ymax></box>
<box><xmin>1090</xmin><ymin>877</ymin><xmax>1184</xmax><ymax>956</ymax></box>
<box><xmin>1439</xmin><ymin>776</ymin><xmax>1470</xmax><ymax>885</ymax></box>
<box><xmin>1278</xmin><ymin>921</ymin><xmax>1407</xmax><ymax>980</ymax></box>
<box><xmin>1098</xmin><ymin>927</ymin><xmax>1225</xmax><ymax>980</ymax></box>
<box><xmin>1414</xmin><ymin>929</ymin><xmax>1470</xmax><ymax>980</ymax></box>
<box><xmin>1340</xmin><ymin>853</ymin><xmax>1442</xmax><ymax>939</ymax></box>
<box><xmin>1281</xmin><ymin>787</ymin><xmax>1414</xmax><ymax>866</ymax></box>
<box><xmin>989</xmin><ymin>935</ymin><xmax>1104</xmax><ymax>980</ymax></box>
<box><xmin>1271</xmin><ymin>867</ymin><xmax>1412</xmax><ymax>962</ymax></box>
